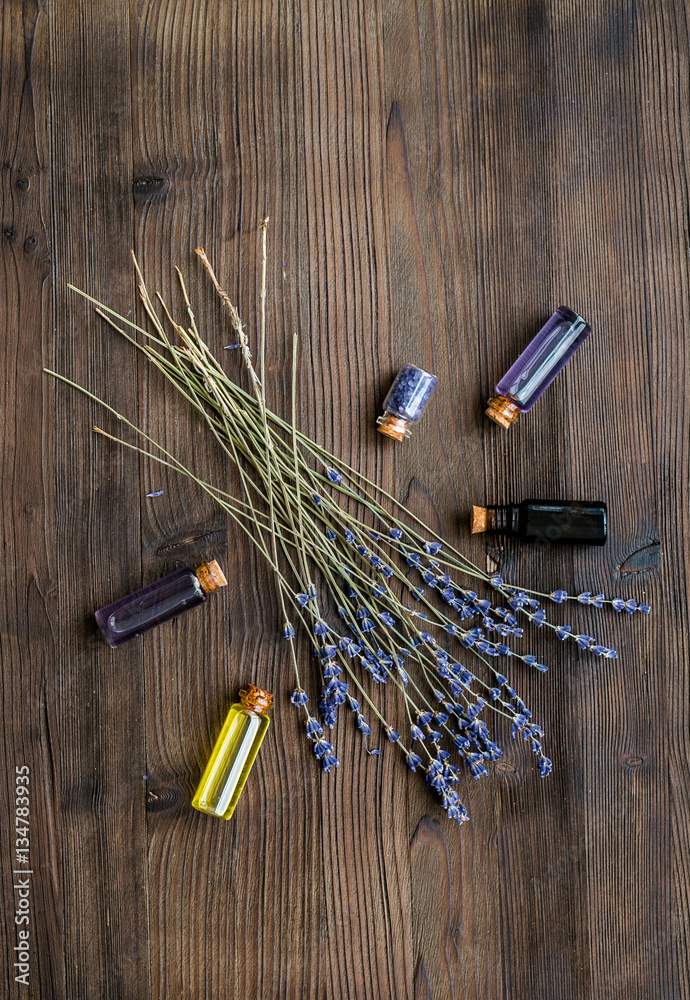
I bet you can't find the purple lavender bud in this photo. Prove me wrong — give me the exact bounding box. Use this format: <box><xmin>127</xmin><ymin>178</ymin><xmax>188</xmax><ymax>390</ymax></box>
<box><xmin>556</xmin><ymin>624</ymin><xmax>572</xmax><ymax>641</ymax></box>
<box><xmin>305</xmin><ymin>717</ymin><xmax>323</xmax><ymax>737</ymax></box>
<box><xmin>388</xmin><ymin>526</ymin><xmax>403</xmax><ymax>540</ymax></box>
<box><xmin>447</xmin><ymin>802</ymin><xmax>470</xmax><ymax>824</ymax></box>
<box><xmin>467</xmin><ymin>754</ymin><xmax>489</xmax><ymax>779</ymax></box>
<box><xmin>291</xmin><ymin>688</ymin><xmax>309</xmax><ymax>705</ymax></box>
<box><xmin>550</xmin><ymin>590</ymin><xmax>568</xmax><ymax>603</ymax></box>
<box><xmin>283</xmin><ymin>623</ymin><xmax>296</xmax><ymax>639</ymax></box>
<box><xmin>314</xmin><ymin>737</ymin><xmax>337</xmax><ymax>761</ymax></box>
<box><xmin>424</xmin><ymin>541</ymin><xmax>443</xmax><ymax>555</ymax></box>
<box><xmin>453</xmin><ymin>734</ymin><xmax>471</xmax><ymax>753</ymax></box>
<box><xmin>407</xmin><ymin>752</ymin><xmax>423</xmax><ymax>772</ymax></box>
<box><xmin>577</xmin><ymin>592</ymin><xmax>592</xmax><ymax>604</ymax></box>
<box><xmin>326</xmin><ymin>679</ymin><xmax>348</xmax><ymax>703</ymax></box>
<box><xmin>327</xmin><ymin>468</ymin><xmax>343</xmax><ymax>483</ymax></box>
<box><xmin>321</xmin><ymin>751</ymin><xmax>339</xmax><ymax>772</ymax></box>
<box><xmin>356</xmin><ymin>714</ymin><xmax>371</xmax><ymax>735</ymax></box>
<box><xmin>538</xmin><ymin>756</ymin><xmax>553</xmax><ymax>777</ymax></box>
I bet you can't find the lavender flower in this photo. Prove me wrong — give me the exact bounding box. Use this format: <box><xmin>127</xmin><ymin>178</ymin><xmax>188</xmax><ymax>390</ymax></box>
<box><xmin>68</xmin><ymin>240</ymin><xmax>651</xmax><ymax>832</ymax></box>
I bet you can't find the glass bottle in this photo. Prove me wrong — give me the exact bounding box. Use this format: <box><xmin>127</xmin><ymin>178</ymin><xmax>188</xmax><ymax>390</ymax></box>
<box><xmin>471</xmin><ymin>500</ymin><xmax>607</xmax><ymax>545</ymax></box>
<box><xmin>95</xmin><ymin>559</ymin><xmax>227</xmax><ymax>647</ymax></box>
<box><xmin>486</xmin><ymin>306</ymin><xmax>591</xmax><ymax>429</ymax></box>
<box><xmin>377</xmin><ymin>364</ymin><xmax>438</xmax><ymax>441</ymax></box>
<box><xmin>192</xmin><ymin>686</ymin><xmax>273</xmax><ymax>820</ymax></box>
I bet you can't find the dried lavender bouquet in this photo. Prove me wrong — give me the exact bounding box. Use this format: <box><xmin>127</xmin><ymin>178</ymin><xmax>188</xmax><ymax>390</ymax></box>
<box><xmin>46</xmin><ymin>222</ymin><xmax>649</xmax><ymax>825</ymax></box>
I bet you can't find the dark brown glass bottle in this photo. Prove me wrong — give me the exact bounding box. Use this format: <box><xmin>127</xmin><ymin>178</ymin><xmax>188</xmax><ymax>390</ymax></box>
<box><xmin>471</xmin><ymin>500</ymin><xmax>607</xmax><ymax>545</ymax></box>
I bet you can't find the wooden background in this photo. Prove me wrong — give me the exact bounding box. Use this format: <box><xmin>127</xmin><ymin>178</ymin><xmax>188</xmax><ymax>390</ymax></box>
<box><xmin>0</xmin><ymin>1</ymin><xmax>685</xmax><ymax>997</ymax></box>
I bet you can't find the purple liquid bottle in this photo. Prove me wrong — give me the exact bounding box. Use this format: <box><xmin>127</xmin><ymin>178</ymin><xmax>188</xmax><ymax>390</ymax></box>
<box><xmin>486</xmin><ymin>306</ymin><xmax>591</xmax><ymax>429</ymax></box>
<box><xmin>377</xmin><ymin>364</ymin><xmax>438</xmax><ymax>441</ymax></box>
<box><xmin>95</xmin><ymin>560</ymin><xmax>227</xmax><ymax>647</ymax></box>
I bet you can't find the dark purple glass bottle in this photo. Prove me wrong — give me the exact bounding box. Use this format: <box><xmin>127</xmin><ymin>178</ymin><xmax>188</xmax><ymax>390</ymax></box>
<box><xmin>95</xmin><ymin>560</ymin><xmax>227</xmax><ymax>647</ymax></box>
<box><xmin>486</xmin><ymin>307</ymin><xmax>591</xmax><ymax>429</ymax></box>
<box><xmin>377</xmin><ymin>364</ymin><xmax>438</xmax><ymax>441</ymax></box>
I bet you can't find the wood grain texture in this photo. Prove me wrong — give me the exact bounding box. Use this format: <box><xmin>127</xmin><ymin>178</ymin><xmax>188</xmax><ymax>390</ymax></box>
<box><xmin>0</xmin><ymin>1</ymin><xmax>685</xmax><ymax>997</ymax></box>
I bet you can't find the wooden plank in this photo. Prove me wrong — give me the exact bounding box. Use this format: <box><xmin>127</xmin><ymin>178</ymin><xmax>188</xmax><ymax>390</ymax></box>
<box><xmin>0</xmin><ymin>4</ymin><xmax>62</xmax><ymax>998</ymax></box>
<box><xmin>46</xmin><ymin>2</ymin><xmax>149</xmax><ymax>998</ymax></box>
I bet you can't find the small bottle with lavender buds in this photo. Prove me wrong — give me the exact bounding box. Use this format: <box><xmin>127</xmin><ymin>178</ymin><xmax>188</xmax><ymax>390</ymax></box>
<box><xmin>95</xmin><ymin>560</ymin><xmax>227</xmax><ymax>647</ymax></box>
<box><xmin>486</xmin><ymin>306</ymin><xmax>591</xmax><ymax>429</ymax></box>
<box><xmin>377</xmin><ymin>364</ymin><xmax>438</xmax><ymax>441</ymax></box>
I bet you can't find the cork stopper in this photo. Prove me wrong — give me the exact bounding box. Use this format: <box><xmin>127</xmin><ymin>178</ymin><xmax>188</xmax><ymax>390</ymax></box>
<box><xmin>485</xmin><ymin>395</ymin><xmax>520</xmax><ymax>429</ymax></box>
<box><xmin>239</xmin><ymin>685</ymin><xmax>274</xmax><ymax>714</ymax></box>
<box><xmin>471</xmin><ymin>505</ymin><xmax>488</xmax><ymax>534</ymax></box>
<box><xmin>377</xmin><ymin>413</ymin><xmax>409</xmax><ymax>441</ymax></box>
<box><xmin>195</xmin><ymin>559</ymin><xmax>228</xmax><ymax>594</ymax></box>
